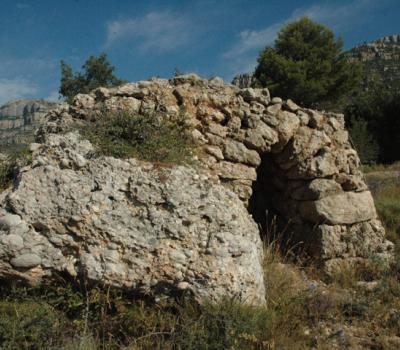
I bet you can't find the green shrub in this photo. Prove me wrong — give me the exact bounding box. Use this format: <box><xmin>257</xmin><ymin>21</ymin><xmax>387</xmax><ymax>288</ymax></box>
<box><xmin>0</xmin><ymin>281</ymin><xmax>313</xmax><ymax>350</ymax></box>
<box><xmin>0</xmin><ymin>301</ymin><xmax>66</xmax><ymax>350</ymax></box>
<box><xmin>348</xmin><ymin>116</ymin><xmax>379</xmax><ymax>164</ymax></box>
<box><xmin>60</xmin><ymin>53</ymin><xmax>125</xmax><ymax>102</ymax></box>
<box><xmin>0</xmin><ymin>158</ymin><xmax>13</xmax><ymax>191</ymax></box>
<box><xmin>119</xmin><ymin>298</ymin><xmax>277</xmax><ymax>350</ymax></box>
<box><xmin>83</xmin><ymin>109</ymin><xmax>195</xmax><ymax>164</ymax></box>
<box><xmin>345</xmin><ymin>85</ymin><xmax>400</xmax><ymax>164</ymax></box>
<box><xmin>0</xmin><ymin>148</ymin><xmax>31</xmax><ymax>192</ymax></box>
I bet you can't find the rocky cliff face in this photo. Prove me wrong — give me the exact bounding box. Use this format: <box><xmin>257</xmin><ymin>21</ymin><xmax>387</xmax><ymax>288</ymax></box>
<box><xmin>346</xmin><ymin>34</ymin><xmax>400</xmax><ymax>91</ymax></box>
<box><xmin>0</xmin><ymin>99</ymin><xmax>59</xmax><ymax>148</ymax></box>
<box><xmin>232</xmin><ymin>73</ymin><xmax>255</xmax><ymax>89</ymax></box>
<box><xmin>0</xmin><ymin>75</ymin><xmax>393</xmax><ymax>303</ymax></box>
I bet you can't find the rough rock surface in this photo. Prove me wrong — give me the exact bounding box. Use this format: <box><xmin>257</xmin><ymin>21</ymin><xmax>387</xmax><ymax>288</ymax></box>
<box><xmin>232</xmin><ymin>73</ymin><xmax>256</xmax><ymax>88</ymax></box>
<box><xmin>0</xmin><ymin>74</ymin><xmax>393</xmax><ymax>302</ymax></box>
<box><xmin>0</xmin><ymin>132</ymin><xmax>265</xmax><ymax>304</ymax></box>
<box><xmin>346</xmin><ymin>34</ymin><xmax>400</xmax><ymax>91</ymax></box>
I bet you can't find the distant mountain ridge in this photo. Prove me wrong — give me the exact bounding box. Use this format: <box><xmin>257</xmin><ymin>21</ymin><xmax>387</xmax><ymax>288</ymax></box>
<box><xmin>0</xmin><ymin>99</ymin><xmax>60</xmax><ymax>149</ymax></box>
<box><xmin>232</xmin><ymin>34</ymin><xmax>400</xmax><ymax>92</ymax></box>
<box><xmin>346</xmin><ymin>34</ymin><xmax>400</xmax><ymax>91</ymax></box>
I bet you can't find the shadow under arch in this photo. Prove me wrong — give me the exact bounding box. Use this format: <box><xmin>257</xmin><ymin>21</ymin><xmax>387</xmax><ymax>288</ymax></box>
<box><xmin>248</xmin><ymin>152</ymin><xmax>317</xmax><ymax>260</ymax></box>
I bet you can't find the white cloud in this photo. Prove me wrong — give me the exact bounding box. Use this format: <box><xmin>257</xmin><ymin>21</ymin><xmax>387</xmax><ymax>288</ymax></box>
<box><xmin>0</xmin><ymin>78</ymin><xmax>38</xmax><ymax>105</ymax></box>
<box><xmin>292</xmin><ymin>0</ymin><xmax>374</xmax><ymax>30</ymax></box>
<box><xmin>222</xmin><ymin>0</ymin><xmax>375</xmax><ymax>77</ymax></box>
<box><xmin>105</xmin><ymin>11</ymin><xmax>193</xmax><ymax>52</ymax></box>
<box><xmin>0</xmin><ymin>57</ymin><xmax>59</xmax><ymax>104</ymax></box>
<box><xmin>0</xmin><ymin>58</ymin><xmax>57</xmax><ymax>78</ymax></box>
<box><xmin>223</xmin><ymin>22</ymin><xmax>281</xmax><ymax>59</ymax></box>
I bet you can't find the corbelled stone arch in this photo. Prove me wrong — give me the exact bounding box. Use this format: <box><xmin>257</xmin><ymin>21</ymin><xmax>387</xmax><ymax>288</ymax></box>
<box><xmin>248</xmin><ymin>153</ymin><xmax>284</xmax><ymax>244</ymax></box>
<box><xmin>193</xmin><ymin>83</ymin><xmax>393</xmax><ymax>272</ymax></box>
<box><xmin>2</xmin><ymin>75</ymin><xmax>395</xmax><ymax>304</ymax></box>
<box><xmin>49</xmin><ymin>75</ymin><xmax>395</xmax><ymax>272</ymax></box>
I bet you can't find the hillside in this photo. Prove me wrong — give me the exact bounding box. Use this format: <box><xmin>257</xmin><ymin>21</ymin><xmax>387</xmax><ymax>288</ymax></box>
<box><xmin>0</xmin><ymin>99</ymin><xmax>59</xmax><ymax>150</ymax></box>
<box><xmin>232</xmin><ymin>34</ymin><xmax>400</xmax><ymax>93</ymax></box>
<box><xmin>346</xmin><ymin>34</ymin><xmax>400</xmax><ymax>91</ymax></box>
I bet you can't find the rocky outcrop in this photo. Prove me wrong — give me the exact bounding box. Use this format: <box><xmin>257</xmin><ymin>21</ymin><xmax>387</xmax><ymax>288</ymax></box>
<box><xmin>0</xmin><ymin>131</ymin><xmax>265</xmax><ymax>304</ymax></box>
<box><xmin>0</xmin><ymin>99</ymin><xmax>60</xmax><ymax>147</ymax></box>
<box><xmin>0</xmin><ymin>74</ymin><xmax>393</xmax><ymax>303</ymax></box>
<box><xmin>346</xmin><ymin>34</ymin><xmax>400</xmax><ymax>92</ymax></box>
<box><xmin>232</xmin><ymin>73</ymin><xmax>255</xmax><ymax>88</ymax></box>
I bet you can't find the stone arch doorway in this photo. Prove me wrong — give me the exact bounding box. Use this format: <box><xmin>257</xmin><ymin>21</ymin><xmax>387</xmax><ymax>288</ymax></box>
<box><xmin>206</xmin><ymin>88</ymin><xmax>394</xmax><ymax>271</ymax></box>
<box><xmin>57</xmin><ymin>76</ymin><xmax>394</xmax><ymax>272</ymax></box>
<box><xmin>248</xmin><ymin>153</ymin><xmax>279</xmax><ymax>241</ymax></box>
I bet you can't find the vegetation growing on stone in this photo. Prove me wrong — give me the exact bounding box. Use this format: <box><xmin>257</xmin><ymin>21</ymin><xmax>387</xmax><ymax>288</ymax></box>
<box><xmin>254</xmin><ymin>17</ymin><xmax>362</xmax><ymax>107</ymax></box>
<box><xmin>0</xmin><ymin>4</ymin><xmax>399</xmax><ymax>349</ymax></box>
<box><xmin>82</xmin><ymin>109</ymin><xmax>194</xmax><ymax>164</ymax></box>
<box><xmin>0</xmin><ymin>157</ymin><xmax>13</xmax><ymax>191</ymax></box>
<box><xmin>0</xmin><ymin>148</ymin><xmax>31</xmax><ymax>191</ymax></box>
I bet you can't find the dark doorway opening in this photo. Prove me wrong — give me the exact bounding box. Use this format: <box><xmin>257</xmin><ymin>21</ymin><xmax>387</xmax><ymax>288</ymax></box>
<box><xmin>248</xmin><ymin>153</ymin><xmax>281</xmax><ymax>241</ymax></box>
<box><xmin>248</xmin><ymin>153</ymin><xmax>311</xmax><ymax>258</ymax></box>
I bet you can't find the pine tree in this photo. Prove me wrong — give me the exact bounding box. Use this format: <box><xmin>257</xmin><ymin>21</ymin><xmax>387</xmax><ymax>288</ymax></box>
<box><xmin>254</xmin><ymin>17</ymin><xmax>361</xmax><ymax>107</ymax></box>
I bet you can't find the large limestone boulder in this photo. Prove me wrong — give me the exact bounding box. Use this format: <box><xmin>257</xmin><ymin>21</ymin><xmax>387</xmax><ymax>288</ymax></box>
<box><xmin>0</xmin><ymin>132</ymin><xmax>265</xmax><ymax>304</ymax></box>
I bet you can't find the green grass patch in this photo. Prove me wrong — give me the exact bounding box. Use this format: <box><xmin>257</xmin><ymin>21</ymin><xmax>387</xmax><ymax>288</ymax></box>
<box><xmin>1</xmin><ymin>242</ymin><xmax>399</xmax><ymax>349</ymax></box>
<box><xmin>363</xmin><ymin>161</ymin><xmax>400</xmax><ymax>173</ymax></box>
<box><xmin>374</xmin><ymin>181</ymin><xmax>400</xmax><ymax>243</ymax></box>
<box><xmin>82</xmin><ymin>109</ymin><xmax>195</xmax><ymax>164</ymax></box>
<box><xmin>0</xmin><ymin>274</ymin><xmax>316</xmax><ymax>350</ymax></box>
<box><xmin>0</xmin><ymin>300</ymin><xmax>67</xmax><ymax>350</ymax></box>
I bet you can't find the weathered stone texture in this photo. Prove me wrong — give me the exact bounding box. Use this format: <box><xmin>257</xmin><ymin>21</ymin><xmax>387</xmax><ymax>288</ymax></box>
<box><xmin>0</xmin><ymin>74</ymin><xmax>393</xmax><ymax>302</ymax></box>
<box><xmin>0</xmin><ymin>132</ymin><xmax>265</xmax><ymax>304</ymax></box>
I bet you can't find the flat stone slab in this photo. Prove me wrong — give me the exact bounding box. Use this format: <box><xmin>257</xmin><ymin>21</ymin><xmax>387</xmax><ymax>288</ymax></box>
<box><xmin>299</xmin><ymin>191</ymin><xmax>377</xmax><ymax>225</ymax></box>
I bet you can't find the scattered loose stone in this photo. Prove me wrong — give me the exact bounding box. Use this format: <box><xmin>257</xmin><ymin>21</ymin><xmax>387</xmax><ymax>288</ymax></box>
<box><xmin>0</xmin><ymin>214</ymin><xmax>22</xmax><ymax>230</ymax></box>
<box><xmin>10</xmin><ymin>253</ymin><xmax>41</xmax><ymax>268</ymax></box>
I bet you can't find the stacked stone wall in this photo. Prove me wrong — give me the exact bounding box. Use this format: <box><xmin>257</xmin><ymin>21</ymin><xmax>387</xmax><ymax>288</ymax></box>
<box><xmin>36</xmin><ymin>74</ymin><xmax>394</xmax><ymax>270</ymax></box>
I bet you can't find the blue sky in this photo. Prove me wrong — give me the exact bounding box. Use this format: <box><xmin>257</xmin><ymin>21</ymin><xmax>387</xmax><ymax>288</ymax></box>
<box><xmin>0</xmin><ymin>0</ymin><xmax>399</xmax><ymax>104</ymax></box>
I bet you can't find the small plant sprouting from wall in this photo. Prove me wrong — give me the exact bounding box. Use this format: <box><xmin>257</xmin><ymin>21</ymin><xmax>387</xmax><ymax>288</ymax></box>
<box><xmin>0</xmin><ymin>148</ymin><xmax>31</xmax><ymax>192</ymax></box>
<box><xmin>0</xmin><ymin>159</ymin><xmax>13</xmax><ymax>191</ymax></box>
<box><xmin>82</xmin><ymin>109</ymin><xmax>195</xmax><ymax>164</ymax></box>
